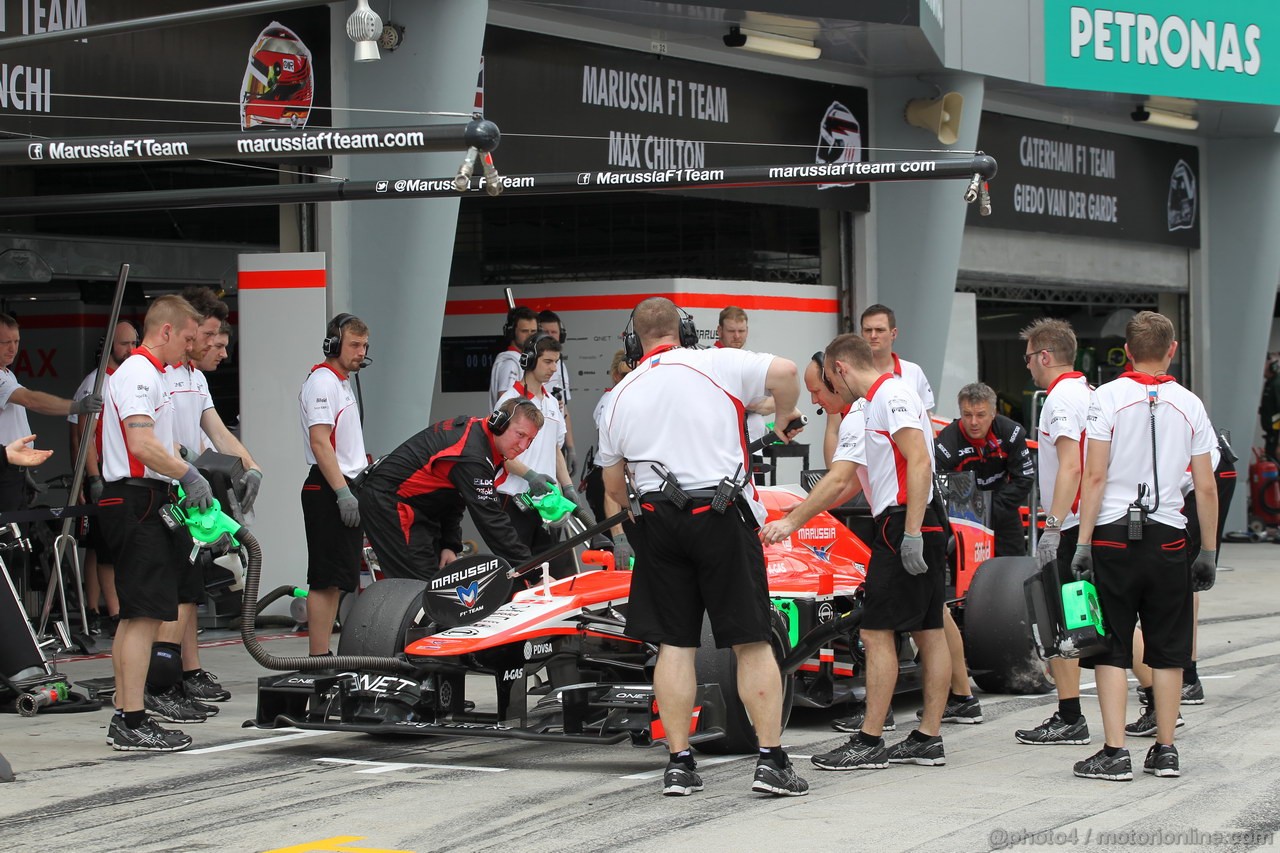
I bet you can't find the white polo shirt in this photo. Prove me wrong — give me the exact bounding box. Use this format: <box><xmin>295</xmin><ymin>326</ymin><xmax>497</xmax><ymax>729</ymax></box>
<box><xmin>488</xmin><ymin>347</ymin><xmax>523</xmax><ymax>410</ymax></box>
<box><xmin>598</xmin><ymin>344</ymin><xmax>773</xmax><ymax>523</ymax></box>
<box><xmin>0</xmin><ymin>368</ymin><xmax>32</xmax><ymax>446</ymax></box>
<box><xmin>495</xmin><ymin>381</ymin><xmax>566</xmax><ymax>496</ymax></box>
<box><xmin>892</xmin><ymin>353</ymin><xmax>935</xmax><ymax>412</ymax></box>
<box><xmin>101</xmin><ymin>348</ymin><xmax>174</xmax><ymax>482</ymax></box>
<box><xmin>1038</xmin><ymin>371</ymin><xmax>1090</xmax><ymax>531</ymax></box>
<box><xmin>1086</xmin><ymin>373</ymin><xmax>1214</xmax><ymax>528</ymax></box>
<box><xmin>831</xmin><ymin>397</ymin><xmax>872</xmax><ymax>498</ymax></box>
<box><xmin>299</xmin><ymin>364</ymin><xmax>367</xmax><ymax>479</ymax></box>
<box><xmin>863</xmin><ymin>374</ymin><xmax>935</xmax><ymax>517</ymax></box>
<box><xmin>167</xmin><ymin>362</ymin><xmax>215</xmax><ymax>454</ymax></box>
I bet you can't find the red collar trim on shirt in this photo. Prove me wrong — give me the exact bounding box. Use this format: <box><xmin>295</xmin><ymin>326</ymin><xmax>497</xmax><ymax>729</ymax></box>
<box><xmin>311</xmin><ymin>362</ymin><xmax>348</xmax><ymax>382</ymax></box>
<box><xmin>507</xmin><ymin>344</ymin><xmax>521</xmax><ymax>353</ymax></box>
<box><xmin>962</xmin><ymin>427</ymin><xmax>993</xmax><ymax>451</ymax></box>
<box><xmin>1047</xmin><ymin>370</ymin><xmax>1085</xmax><ymax>394</ymax></box>
<box><xmin>865</xmin><ymin>373</ymin><xmax>894</xmax><ymax>401</ymax></box>
<box><xmin>641</xmin><ymin>343</ymin><xmax>680</xmax><ymax>361</ymax></box>
<box><xmin>840</xmin><ymin>403</ymin><xmax>853</xmax><ymax>417</ymax></box>
<box><xmin>891</xmin><ymin>353</ymin><xmax>904</xmax><ymax>377</ymax></box>
<box><xmin>1119</xmin><ymin>370</ymin><xmax>1175</xmax><ymax>385</ymax></box>
<box><xmin>713</xmin><ymin>340</ymin><xmax>725</xmax><ymax>348</ymax></box>
<box><xmin>513</xmin><ymin>381</ymin><xmax>543</xmax><ymax>400</ymax></box>
<box><xmin>133</xmin><ymin>346</ymin><xmax>168</xmax><ymax>373</ymax></box>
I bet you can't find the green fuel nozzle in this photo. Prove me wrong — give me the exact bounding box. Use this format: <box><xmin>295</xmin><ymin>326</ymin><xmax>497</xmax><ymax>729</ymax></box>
<box><xmin>518</xmin><ymin>483</ymin><xmax>578</xmax><ymax>527</ymax></box>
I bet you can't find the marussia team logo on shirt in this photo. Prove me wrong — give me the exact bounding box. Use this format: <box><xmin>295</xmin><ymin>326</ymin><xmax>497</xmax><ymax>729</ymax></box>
<box><xmin>889</xmin><ymin>397</ymin><xmax>910</xmax><ymax>414</ymax></box>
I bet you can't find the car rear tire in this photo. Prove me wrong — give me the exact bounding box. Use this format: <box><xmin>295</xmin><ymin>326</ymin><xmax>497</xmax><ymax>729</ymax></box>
<box><xmin>693</xmin><ymin>609</ymin><xmax>795</xmax><ymax>755</ymax></box>
<box><xmin>336</xmin><ymin>578</ymin><xmax>428</xmax><ymax>658</ymax></box>
<box><xmin>963</xmin><ymin>556</ymin><xmax>1053</xmax><ymax>695</ymax></box>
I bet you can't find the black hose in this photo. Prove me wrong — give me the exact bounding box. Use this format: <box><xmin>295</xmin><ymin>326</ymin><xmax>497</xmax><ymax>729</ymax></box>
<box><xmin>238</xmin><ymin>529</ymin><xmax>417</xmax><ymax>675</ymax></box>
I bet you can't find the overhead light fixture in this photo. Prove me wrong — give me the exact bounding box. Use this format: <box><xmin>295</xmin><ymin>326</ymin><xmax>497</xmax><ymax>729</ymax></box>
<box><xmin>723</xmin><ymin>26</ymin><xmax>821</xmax><ymax>61</ymax></box>
<box><xmin>347</xmin><ymin>0</ymin><xmax>382</xmax><ymax>63</ymax></box>
<box><xmin>1131</xmin><ymin>102</ymin><xmax>1198</xmax><ymax>131</ymax></box>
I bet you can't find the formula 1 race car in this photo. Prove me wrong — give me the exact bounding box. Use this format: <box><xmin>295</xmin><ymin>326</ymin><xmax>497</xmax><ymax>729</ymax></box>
<box><xmin>247</xmin><ymin>480</ymin><xmax>1047</xmax><ymax>755</ymax></box>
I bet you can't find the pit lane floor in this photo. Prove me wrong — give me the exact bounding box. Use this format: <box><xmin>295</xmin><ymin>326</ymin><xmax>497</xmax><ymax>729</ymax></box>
<box><xmin>3</xmin><ymin>544</ymin><xmax>1280</xmax><ymax>853</ymax></box>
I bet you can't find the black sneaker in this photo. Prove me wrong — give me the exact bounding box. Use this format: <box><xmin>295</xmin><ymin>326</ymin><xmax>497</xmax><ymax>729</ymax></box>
<box><xmin>106</xmin><ymin>615</ymin><xmax>120</xmax><ymax>638</ymax></box>
<box><xmin>832</xmin><ymin>705</ymin><xmax>895</xmax><ymax>733</ymax></box>
<box><xmin>811</xmin><ymin>737</ymin><xmax>889</xmax><ymax>771</ymax></box>
<box><xmin>144</xmin><ymin>687</ymin><xmax>207</xmax><ymax>724</ymax></box>
<box><xmin>107</xmin><ymin>715</ymin><xmax>192</xmax><ymax>752</ymax></box>
<box><xmin>1124</xmin><ymin>705</ymin><xmax>1185</xmax><ymax>737</ymax></box>
<box><xmin>886</xmin><ymin>733</ymin><xmax>946</xmax><ymax>766</ymax></box>
<box><xmin>183</xmin><ymin>670</ymin><xmax>231</xmax><ymax>702</ymax></box>
<box><xmin>1015</xmin><ymin>712</ymin><xmax>1091</xmax><ymax>745</ymax></box>
<box><xmin>189</xmin><ymin>698</ymin><xmax>220</xmax><ymax>716</ymax></box>
<box><xmin>1143</xmin><ymin>743</ymin><xmax>1181</xmax><ymax>778</ymax></box>
<box><xmin>662</xmin><ymin>761</ymin><xmax>703</xmax><ymax>796</ymax></box>
<box><xmin>1181</xmin><ymin>679</ymin><xmax>1205</xmax><ymax>705</ymax></box>
<box><xmin>1073</xmin><ymin>747</ymin><xmax>1133</xmax><ymax>781</ymax></box>
<box><xmin>917</xmin><ymin>696</ymin><xmax>983</xmax><ymax>724</ymax></box>
<box><xmin>751</xmin><ymin>758</ymin><xmax>809</xmax><ymax>796</ymax></box>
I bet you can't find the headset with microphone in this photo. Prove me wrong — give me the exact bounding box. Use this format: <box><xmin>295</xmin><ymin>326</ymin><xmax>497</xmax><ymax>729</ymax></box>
<box><xmin>518</xmin><ymin>332</ymin><xmax>556</xmax><ymax>372</ymax></box>
<box><xmin>487</xmin><ymin>398</ymin><xmax>541</xmax><ymax>435</ymax></box>
<box><xmin>621</xmin><ymin>305</ymin><xmax>699</xmax><ymax>367</ymax></box>
<box><xmin>810</xmin><ymin>351</ymin><xmax>836</xmax><ymax>414</ymax></box>
<box><xmin>323</xmin><ymin>313</ymin><xmax>372</xmax><ymax>368</ymax></box>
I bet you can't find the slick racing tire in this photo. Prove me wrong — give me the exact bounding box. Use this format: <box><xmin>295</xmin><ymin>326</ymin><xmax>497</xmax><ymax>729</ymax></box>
<box><xmin>336</xmin><ymin>579</ymin><xmax>428</xmax><ymax>658</ymax></box>
<box><xmin>693</xmin><ymin>609</ymin><xmax>794</xmax><ymax>755</ymax></box>
<box><xmin>963</xmin><ymin>557</ymin><xmax>1053</xmax><ymax>695</ymax></box>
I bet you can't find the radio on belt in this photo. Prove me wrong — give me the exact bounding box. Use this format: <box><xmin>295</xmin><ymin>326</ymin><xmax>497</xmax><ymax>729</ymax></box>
<box><xmin>711</xmin><ymin>463</ymin><xmax>746</xmax><ymax>514</ymax></box>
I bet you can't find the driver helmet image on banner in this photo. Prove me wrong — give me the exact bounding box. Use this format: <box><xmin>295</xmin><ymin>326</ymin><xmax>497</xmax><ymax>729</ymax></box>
<box><xmin>816</xmin><ymin>100</ymin><xmax>863</xmax><ymax>191</ymax></box>
<box><xmin>240</xmin><ymin>21</ymin><xmax>315</xmax><ymax>130</ymax></box>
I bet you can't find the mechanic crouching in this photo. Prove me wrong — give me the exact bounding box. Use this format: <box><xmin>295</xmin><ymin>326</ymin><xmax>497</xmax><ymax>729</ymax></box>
<box><xmin>934</xmin><ymin>382</ymin><xmax>1035</xmax><ymax>556</ymax></box>
<box><xmin>358</xmin><ymin>398</ymin><xmax>541</xmax><ymax>583</ymax></box>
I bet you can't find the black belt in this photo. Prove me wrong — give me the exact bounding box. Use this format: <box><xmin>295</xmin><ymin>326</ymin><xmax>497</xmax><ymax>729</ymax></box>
<box><xmin>116</xmin><ymin>477</ymin><xmax>173</xmax><ymax>493</ymax></box>
<box><xmin>639</xmin><ymin>489</ymin><xmax>718</xmax><ymax>503</ymax></box>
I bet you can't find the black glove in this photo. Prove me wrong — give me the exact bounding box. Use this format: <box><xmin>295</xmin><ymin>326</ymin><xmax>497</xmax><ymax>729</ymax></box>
<box><xmin>333</xmin><ymin>485</ymin><xmax>361</xmax><ymax>527</ymax></box>
<box><xmin>1070</xmin><ymin>543</ymin><xmax>1094</xmax><ymax>583</ymax></box>
<box><xmin>178</xmin><ymin>463</ymin><xmax>214</xmax><ymax>511</ymax></box>
<box><xmin>237</xmin><ymin>468</ymin><xmax>263</xmax><ymax>515</ymax></box>
<box><xmin>524</xmin><ymin>470</ymin><xmax>554</xmax><ymax>497</ymax></box>
<box><xmin>611</xmin><ymin>532</ymin><xmax>634</xmax><ymax>570</ymax></box>
<box><xmin>1190</xmin><ymin>548</ymin><xmax>1217</xmax><ymax>592</ymax></box>
<box><xmin>86</xmin><ymin>474</ymin><xmax>104</xmax><ymax>504</ymax></box>
<box><xmin>563</xmin><ymin>445</ymin><xmax>577</xmax><ymax>479</ymax></box>
<box><xmin>563</xmin><ymin>483</ymin><xmax>596</xmax><ymax>526</ymax></box>
<box><xmin>900</xmin><ymin>532</ymin><xmax>928</xmax><ymax>576</ymax></box>
<box><xmin>70</xmin><ymin>393</ymin><xmax>103</xmax><ymax>417</ymax></box>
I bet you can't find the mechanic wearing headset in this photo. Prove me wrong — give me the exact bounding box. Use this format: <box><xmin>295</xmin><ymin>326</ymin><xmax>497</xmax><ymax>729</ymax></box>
<box><xmin>494</xmin><ymin>332</ymin><xmax>594</xmax><ymax>579</ymax></box>
<box><xmin>1070</xmin><ymin>311</ymin><xmax>1217</xmax><ymax>782</ymax></box>
<box><xmin>489</xmin><ymin>306</ymin><xmax>540</xmax><ymax>410</ymax></box>
<box><xmin>358</xmin><ymin>397</ymin><xmax>542</xmax><ymax>582</ymax></box>
<box><xmin>537</xmin><ymin>309</ymin><xmax>578</xmax><ymax>478</ymax></box>
<box><xmin>99</xmin><ymin>295</ymin><xmax>209</xmax><ymax>753</ymax></box>
<box><xmin>598</xmin><ymin>297</ymin><xmax>809</xmax><ymax>798</ymax></box>
<box><xmin>299</xmin><ymin>313</ymin><xmax>369</xmax><ymax>658</ymax></box>
<box><xmin>933</xmin><ymin>382</ymin><xmax>1034</xmax><ymax>557</ymax></box>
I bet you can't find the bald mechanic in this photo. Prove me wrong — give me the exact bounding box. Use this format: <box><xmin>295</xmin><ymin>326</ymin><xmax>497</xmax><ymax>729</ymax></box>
<box><xmin>359</xmin><ymin>397</ymin><xmax>542</xmax><ymax>581</ymax></box>
<box><xmin>599</xmin><ymin>297</ymin><xmax>809</xmax><ymax>798</ymax></box>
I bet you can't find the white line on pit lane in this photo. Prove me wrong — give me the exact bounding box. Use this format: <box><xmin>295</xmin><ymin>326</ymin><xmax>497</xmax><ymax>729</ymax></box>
<box><xmin>181</xmin><ymin>728</ymin><xmax>338</xmax><ymax>754</ymax></box>
<box><xmin>1019</xmin><ymin>674</ymin><xmax>1235</xmax><ymax>698</ymax></box>
<box><xmin>314</xmin><ymin>757</ymin><xmax>507</xmax><ymax>774</ymax></box>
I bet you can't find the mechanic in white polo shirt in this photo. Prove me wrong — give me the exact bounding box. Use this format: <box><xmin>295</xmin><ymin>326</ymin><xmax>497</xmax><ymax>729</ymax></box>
<box><xmin>0</xmin><ymin>312</ymin><xmax>103</xmax><ymax>512</ymax></box>
<box><xmin>488</xmin><ymin>306</ymin><xmax>539</xmax><ymax>410</ymax></box>
<box><xmin>598</xmin><ymin>297</ymin><xmax>808</xmax><ymax>798</ymax></box>
<box><xmin>299</xmin><ymin>313</ymin><xmax>369</xmax><ymax>657</ymax></box>
<box><xmin>1069</xmin><ymin>311</ymin><xmax>1217</xmax><ymax>782</ymax></box>
<box><xmin>495</xmin><ymin>332</ymin><xmax>592</xmax><ymax>579</ymax></box>
<box><xmin>98</xmin><ymin>295</ymin><xmax>211</xmax><ymax>753</ymax></box>
<box><xmin>802</xmin><ymin>333</ymin><xmax>951</xmax><ymax>772</ymax></box>
<box><xmin>860</xmin><ymin>304</ymin><xmax>935</xmax><ymax>413</ymax></box>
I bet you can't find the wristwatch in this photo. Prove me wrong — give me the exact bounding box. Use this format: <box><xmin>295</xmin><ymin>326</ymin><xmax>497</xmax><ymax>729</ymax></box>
<box><xmin>1044</xmin><ymin>515</ymin><xmax>1061</xmax><ymax>530</ymax></box>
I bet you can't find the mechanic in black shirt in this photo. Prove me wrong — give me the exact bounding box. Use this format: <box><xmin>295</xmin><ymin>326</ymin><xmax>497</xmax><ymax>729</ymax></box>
<box><xmin>934</xmin><ymin>382</ymin><xmax>1035</xmax><ymax>556</ymax></box>
<box><xmin>357</xmin><ymin>398</ymin><xmax>543</xmax><ymax>582</ymax></box>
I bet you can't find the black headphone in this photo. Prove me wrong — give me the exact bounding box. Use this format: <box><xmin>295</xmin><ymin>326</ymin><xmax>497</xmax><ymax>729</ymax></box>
<box><xmin>518</xmin><ymin>332</ymin><xmax>554</xmax><ymax>372</ymax></box>
<box><xmin>621</xmin><ymin>306</ymin><xmax>699</xmax><ymax>367</ymax></box>
<box><xmin>323</xmin><ymin>313</ymin><xmax>357</xmax><ymax>358</ymax></box>
<box><xmin>487</xmin><ymin>399</ymin><xmax>539</xmax><ymax>435</ymax></box>
<box><xmin>811</xmin><ymin>351</ymin><xmax>836</xmax><ymax>393</ymax></box>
